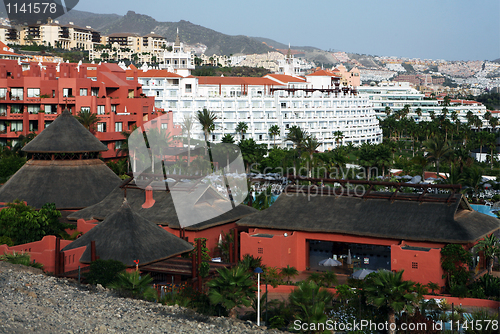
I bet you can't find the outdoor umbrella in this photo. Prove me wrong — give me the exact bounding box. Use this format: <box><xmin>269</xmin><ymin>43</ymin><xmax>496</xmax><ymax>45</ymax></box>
<box><xmin>351</xmin><ymin>269</ymin><xmax>376</xmax><ymax>280</ymax></box>
<box><xmin>347</xmin><ymin>249</ymin><xmax>352</xmax><ymax>265</ymax></box>
<box><xmin>319</xmin><ymin>258</ymin><xmax>342</xmax><ymax>266</ymax></box>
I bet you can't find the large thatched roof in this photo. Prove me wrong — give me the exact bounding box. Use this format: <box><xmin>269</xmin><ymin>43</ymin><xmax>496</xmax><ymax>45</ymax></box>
<box><xmin>62</xmin><ymin>202</ymin><xmax>193</xmax><ymax>266</ymax></box>
<box><xmin>236</xmin><ymin>191</ymin><xmax>500</xmax><ymax>244</ymax></box>
<box><xmin>0</xmin><ymin>159</ymin><xmax>122</xmax><ymax>209</ymax></box>
<box><xmin>67</xmin><ymin>181</ymin><xmax>257</xmax><ymax>230</ymax></box>
<box><xmin>22</xmin><ymin>110</ymin><xmax>108</xmax><ymax>153</ymax></box>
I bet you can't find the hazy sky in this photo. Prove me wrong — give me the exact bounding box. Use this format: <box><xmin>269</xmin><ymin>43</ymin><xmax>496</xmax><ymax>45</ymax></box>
<box><xmin>73</xmin><ymin>0</ymin><xmax>499</xmax><ymax>61</ymax></box>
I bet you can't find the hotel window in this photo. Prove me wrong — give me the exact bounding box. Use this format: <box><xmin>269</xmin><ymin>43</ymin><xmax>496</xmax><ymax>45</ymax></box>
<box><xmin>79</xmin><ymin>88</ymin><xmax>88</xmax><ymax>96</ymax></box>
<box><xmin>115</xmin><ymin>122</ymin><xmax>122</xmax><ymax>132</ymax></box>
<box><xmin>27</xmin><ymin>88</ymin><xmax>40</xmax><ymax>98</ymax></box>
<box><xmin>0</xmin><ymin>88</ymin><xmax>6</xmax><ymax>99</ymax></box>
<box><xmin>63</xmin><ymin>88</ymin><xmax>72</xmax><ymax>97</ymax></box>
<box><xmin>27</xmin><ymin>104</ymin><xmax>40</xmax><ymax>114</ymax></box>
<box><xmin>161</xmin><ymin>123</ymin><xmax>168</xmax><ymax>129</ymax></box>
<box><xmin>11</xmin><ymin>121</ymin><xmax>22</xmax><ymax>132</ymax></box>
<box><xmin>11</xmin><ymin>88</ymin><xmax>23</xmax><ymax>100</ymax></box>
<box><xmin>81</xmin><ymin>107</ymin><xmax>90</xmax><ymax>113</ymax></box>
<box><xmin>111</xmin><ymin>105</ymin><xmax>117</xmax><ymax>113</ymax></box>
<box><xmin>97</xmin><ymin>105</ymin><xmax>105</xmax><ymax>115</ymax></box>
<box><xmin>91</xmin><ymin>88</ymin><xmax>99</xmax><ymax>97</ymax></box>
<box><xmin>115</xmin><ymin>141</ymin><xmax>123</xmax><ymax>149</ymax></box>
<box><xmin>0</xmin><ymin>105</ymin><xmax>6</xmax><ymax>116</ymax></box>
<box><xmin>10</xmin><ymin>104</ymin><xmax>22</xmax><ymax>114</ymax></box>
<box><xmin>97</xmin><ymin>122</ymin><xmax>106</xmax><ymax>132</ymax></box>
<box><xmin>44</xmin><ymin>105</ymin><xmax>55</xmax><ymax>114</ymax></box>
<box><xmin>185</xmin><ymin>84</ymin><xmax>192</xmax><ymax>93</ymax></box>
<box><xmin>258</xmin><ymin>248</ymin><xmax>263</xmax><ymax>254</ymax></box>
<box><xmin>411</xmin><ymin>262</ymin><xmax>418</xmax><ymax>269</ymax></box>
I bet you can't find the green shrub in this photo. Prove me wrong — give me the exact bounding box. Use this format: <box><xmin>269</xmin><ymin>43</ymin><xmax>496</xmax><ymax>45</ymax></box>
<box><xmin>0</xmin><ymin>201</ymin><xmax>70</xmax><ymax>245</ymax></box>
<box><xmin>0</xmin><ymin>235</ymin><xmax>14</xmax><ymax>246</ymax></box>
<box><xmin>0</xmin><ymin>251</ymin><xmax>43</xmax><ymax>269</ymax></box>
<box><xmin>109</xmin><ymin>270</ymin><xmax>157</xmax><ymax>301</ymax></box>
<box><xmin>85</xmin><ymin>259</ymin><xmax>126</xmax><ymax>287</ymax></box>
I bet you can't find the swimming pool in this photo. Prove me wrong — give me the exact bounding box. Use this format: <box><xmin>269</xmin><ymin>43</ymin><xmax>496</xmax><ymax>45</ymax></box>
<box><xmin>470</xmin><ymin>204</ymin><xmax>498</xmax><ymax>218</ymax></box>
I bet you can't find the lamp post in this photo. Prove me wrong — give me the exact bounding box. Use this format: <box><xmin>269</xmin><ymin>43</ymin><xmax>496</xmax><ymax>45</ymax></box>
<box><xmin>254</xmin><ymin>267</ymin><xmax>264</xmax><ymax>326</ymax></box>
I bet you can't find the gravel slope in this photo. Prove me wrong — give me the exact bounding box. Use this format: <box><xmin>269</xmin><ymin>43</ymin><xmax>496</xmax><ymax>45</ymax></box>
<box><xmin>0</xmin><ymin>262</ymin><xmax>283</xmax><ymax>334</ymax></box>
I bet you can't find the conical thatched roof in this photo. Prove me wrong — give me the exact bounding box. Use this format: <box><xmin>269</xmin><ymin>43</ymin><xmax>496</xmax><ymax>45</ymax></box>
<box><xmin>0</xmin><ymin>160</ymin><xmax>122</xmax><ymax>209</ymax></box>
<box><xmin>62</xmin><ymin>202</ymin><xmax>194</xmax><ymax>266</ymax></box>
<box><xmin>22</xmin><ymin>110</ymin><xmax>107</xmax><ymax>153</ymax></box>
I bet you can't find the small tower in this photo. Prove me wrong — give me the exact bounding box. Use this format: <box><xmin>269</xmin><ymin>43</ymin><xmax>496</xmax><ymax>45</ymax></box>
<box><xmin>160</xmin><ymin>28</ymin><xmax>195</xmax><ymax>76</ymax></box>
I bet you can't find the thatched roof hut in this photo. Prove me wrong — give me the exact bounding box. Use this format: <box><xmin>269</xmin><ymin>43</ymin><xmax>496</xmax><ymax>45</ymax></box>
<box><xmin>62</xmin><ymin>201</ymin><xmax>194</xmax><ymax>266</ymax></box>
<box><xmin>68</xmin><ymin>180</ymin><xmax>257</xmax><ymax>230</ymax></box>
<box><xmin>236</xmin><ymin>191</ymin><xmax>500</xmax><ymax>244</ymax></box>
<box><xmin>0</xmin><ymin>110</ymin><xmax>122</xmax><ymax>209</ymax></box>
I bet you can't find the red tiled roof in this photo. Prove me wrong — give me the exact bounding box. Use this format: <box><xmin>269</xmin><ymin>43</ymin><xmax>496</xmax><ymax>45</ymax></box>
<box><xmin>0</xmin><ymin>41</ymin><xmax>19</xmax><ymax>56</ymax></box>
<box><xmin>306</xmin><ymin>69</ymin><xmax>341</xmax><ymax>77</ymax></box>
<box><xmin>265</xmin><ymin>74</ymin><xmax>306</xmax><ymax>83</ymax></box>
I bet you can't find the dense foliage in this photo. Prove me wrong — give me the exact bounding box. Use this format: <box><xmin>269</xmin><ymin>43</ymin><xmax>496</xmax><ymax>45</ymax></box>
<box><xmin>0</xmin><ymin>201</ymin><xmax>72</xmax><ymax>245</ymax></box>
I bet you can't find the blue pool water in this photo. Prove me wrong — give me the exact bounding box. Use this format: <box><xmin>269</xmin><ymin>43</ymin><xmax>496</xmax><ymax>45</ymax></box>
<box><xmin>470</xmin><ymin>204</ymin><xmax>498</xmax><ymax>218</ymax></box>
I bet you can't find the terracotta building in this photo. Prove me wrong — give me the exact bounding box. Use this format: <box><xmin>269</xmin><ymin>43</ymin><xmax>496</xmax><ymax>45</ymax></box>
<box><xmin>0</xmin><ymin>59</ymin><xmax>165</xmax><ymax>159</ymax></box>
<box><xmin>236</xmin><ymin>184</ymin><xmax>500</xmax><ymax>287</ymax></box>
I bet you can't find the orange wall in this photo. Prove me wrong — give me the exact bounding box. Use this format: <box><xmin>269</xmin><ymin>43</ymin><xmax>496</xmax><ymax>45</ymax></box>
<box><xmin>241</xmin><ymin>228</ymin><xmax>446</xmax><ymax>286</ymax></box>
<box><xmin>391</xmin><ymin>245</ymin><xmax>445</xmax><ymax>287</ymax></box>
<box><xmin>161</xmin><ymin>222</ymin><xmax>237</xmax><ymax>257</ymax></box>
<box><xmin>0</xmin><ymin>235</ymin><xmax>76</xmax><ymax>273</ymax></box>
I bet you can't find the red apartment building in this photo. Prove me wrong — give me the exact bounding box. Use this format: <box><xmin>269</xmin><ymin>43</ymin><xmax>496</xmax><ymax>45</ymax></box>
<box><xmin>0</xmin><ymin>59</ymin><xmax>176</xmax><ymax>159</ymax></box>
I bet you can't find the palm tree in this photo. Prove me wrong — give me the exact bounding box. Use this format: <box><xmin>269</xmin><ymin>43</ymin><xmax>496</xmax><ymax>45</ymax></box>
<box><xmin>333</xmin><ymin>130</ymin><xmax>344</xmax><ymax>147</ymax></box>
<box><xmin>423</xmin><ymin>138</ymin><xmax>452</xmax><ymax>176</ymax></box>
<box><xmin>207</xmin><ymin>265</ymin><xmax>256</xmax><ymax>318</ymax></box>
<box><xmin>302</xmin><ymin>135</ymin><xmax>321</xmax><ymax>177</ymax></box>
<box><xmin>268</xmin><ymin>125</ymin><xmax>280</xmax><ymax>147</ymax></box>
<box><xmin>181</xmin><ymin>115</ymin><xmax>194</xmax><ymax>167</ymax></box>
<box><xmin>462</xmin><ymin>166</ymin><xmax>486</xmax><ymax>198</ymax></box>
<box><xmin>235</xmin><ymin>122</ymin><xmax>248</xmax><ymax>141</ymax></box>
<box><xmin>363</xmin><ymin>270</ymin><xmax>417</xmax><ymax>334</ymax></box>
<box><xmin>426</xmin><ymin>282</ymin><xmax>440</xmax><ymax>295</ymax></box>
<box><xmin>289</xmin><ymin>280</ymin><xmax>334</xmax><ymax>328</ymax></box>
<box><xmin>280</xmin><ymin>265</ymin><xmax>299</xmax><ymax>285</ymax></box>
<box><xmin>285</xmin><ymin>125</ymin><xmax>306</xmax><ymax>149</ymax></box>
<box><xmin>489</xmin><ymin>117</ymin><xmax>498</xmax><ymax>132</ymax></box>
<box><xmin>75</xmin><ymin>109</ymin><xmax>99</xmax><ymax>132</ymax></box>
<box><xmin>109</xmin><ymin>270</ymin><xmax>157</xmax><ymax>301</ymax></box>
<box><xmin>221</xmin><ymin>133</ymin><xmax>235</xmax><ymax>143</ymax></box>
<box><xmin>474</xmin><ymin>234</ymin><xmax>499</xmax><ymax>275</ymax></box>
<box><xmin>196</xmin><ymin>108</ymin><xmax>216</xmax><ymax>154</ymax></box>
<box><xmin>320</xmin><ymin>270</ymin><xmax>338</xmax><ymax>288</ymax></box>
<box><xmin>415</xmin><ymin>107</ymin><xmax>423</xmax><ymax>118</ymax></box>
<box><xmin>384</xmin><ymin>106</ymin><xmax>392</xmax><ymax>116</ymax></box>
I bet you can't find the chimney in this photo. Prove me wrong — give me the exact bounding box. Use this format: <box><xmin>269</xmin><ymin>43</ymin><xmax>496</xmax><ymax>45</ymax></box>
<box><xmin>142</xmin><ymin>185</ymin><xmax>155</xmax><ymax>209</ymax></box>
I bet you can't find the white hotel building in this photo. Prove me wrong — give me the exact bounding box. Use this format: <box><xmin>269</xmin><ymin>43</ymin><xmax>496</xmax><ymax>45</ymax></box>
<box><xmin>357</xmin><ymin>82</ymin><xmax>490</xmax><ymax>127</ymax></box>
<box><xmin>132</xmin><ymin>67</ymin><xmax>382</xmax><ymax>151</ymax></box>
<box><xmin>126</xmin><ymin>39</ymin><xmax>382</xmax><ymax>151</ymax></box>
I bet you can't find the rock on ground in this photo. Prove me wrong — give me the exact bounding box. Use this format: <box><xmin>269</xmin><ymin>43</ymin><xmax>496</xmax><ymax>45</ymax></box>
<box><xmin>0</xmin><ymin>261</ymin><xmax>284</xmax><ymax>334</ymax></box>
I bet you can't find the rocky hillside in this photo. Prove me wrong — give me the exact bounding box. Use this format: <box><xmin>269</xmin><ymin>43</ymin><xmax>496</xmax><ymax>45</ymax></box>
<box><xmin>0</xmin><ymin>261</ymin><xmax>282</xmax><ymax>334</ymax></box>
<box><xmin>57</xmin><ymin>10</ymin><xmax>273</xmax><ymax>56</ymax></box>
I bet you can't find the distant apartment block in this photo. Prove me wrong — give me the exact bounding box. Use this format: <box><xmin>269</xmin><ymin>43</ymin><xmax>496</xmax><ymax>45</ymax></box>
<box><xmin>0</xmin><ymin>19</ymin><xmax>100</xmax><ymax>51</ymax></box>
<box><xmin>357</xmin><ymin>81</ymin><xmax>490</xmax><ymax>128</ymax></box>
<box><xmin>90</xmin><ymin>32</ymin><xmax>167</xmax><ymax>64</ymax></box>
